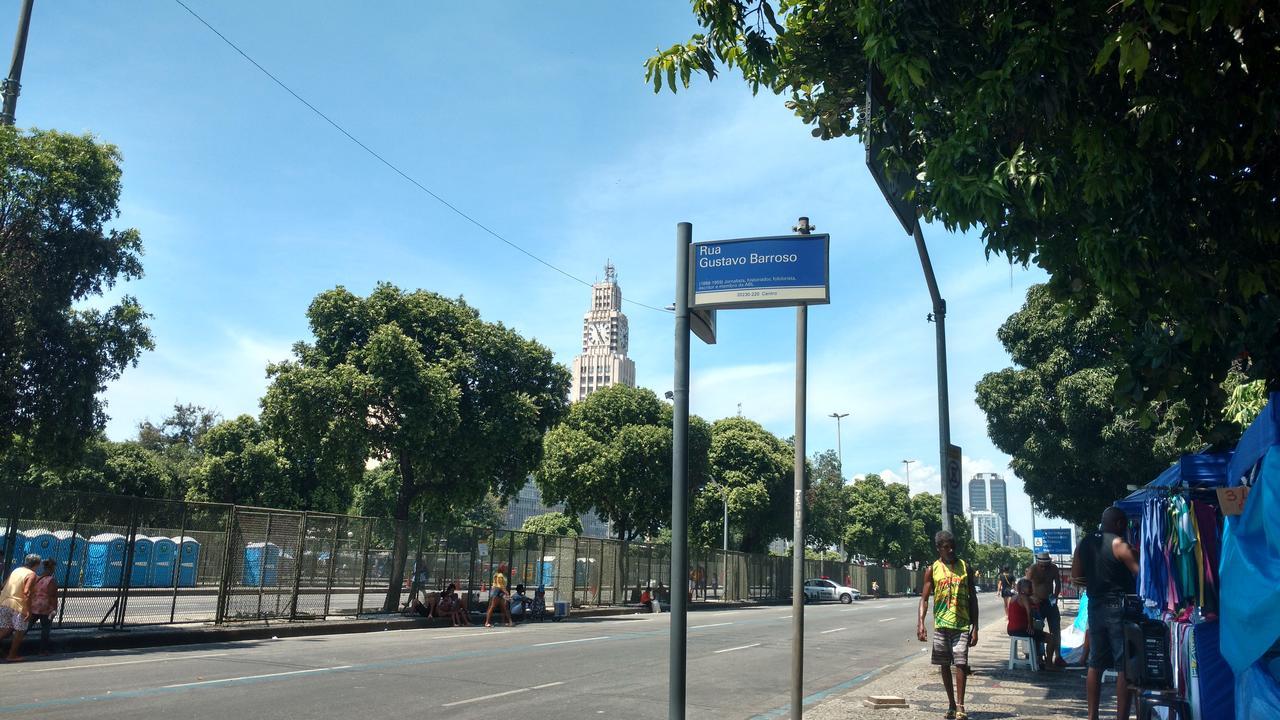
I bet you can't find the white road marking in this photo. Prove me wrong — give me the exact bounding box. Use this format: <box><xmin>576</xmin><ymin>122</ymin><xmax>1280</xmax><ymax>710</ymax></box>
<box><xmin>532</xmin><ymin>635</ymin><xmax>610</xmax><ymax>647</ymax></box>
<box><xmin>780</xmin><ymin>615</ymin><xmax>792</xmax><ymax>619</ymax></box>
<box><xmin>840</xmin><ymin>608</ymin><xmax>859</xmax><ymax>612</ymax></box>
<box><xmin>29</xmin><ymin>653</ymin><xmax>231</xmax><ymax>673</ymax></box>
<box><xmin>820</xmin><ymin>627</ymin><xmax>847</xmax><ymax>634</ymax></box>
<box><xmin>713</xmin><ymin>643</ymin><xmax>761</xmax><ymax>654</ymax></box>
<box><xmin>878</xmin><ymin>617</ymin><xmax>897</xmax><ymax>622</ymax></box>
<box><xmin>441</xmin><ymin>681</ymin><xmax>564</xmax><ymax>707</ymax></box>
<box><xmin>691</xmin><ymin>622</ymin><xmax>733</xmax><ymax>629</ymax></box>
<box><xmin>163</xmin><ymin>665</ymin><xmax>352</xmax><ymax>688</ymax></box>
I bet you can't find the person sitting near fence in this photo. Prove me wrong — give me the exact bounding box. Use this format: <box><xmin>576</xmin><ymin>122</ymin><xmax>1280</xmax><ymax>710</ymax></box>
<box><xmin>509</xmin><ymin>584</ymin><xmax>529</xmax><ymax>621</ymax></box>
<box><xmin>29</xmin><ymin>559</ymin><xmax>59</xmax><ymax>656</ymax></box>
<box><xmin>1006</xmin><ymin>578</ymin><xmax>1047</xmax><ymax>667</ymax></box>
<box><xmin>436</xmin><ymin>583</ymin><xmax>470</xmax><ymax>626</ymax></box>
<box><xmin>484</xmin><ymin>569</ymin><xmax>512</xmax><ymax>627</ymax></box>
<box><xmin>639</xmin><ymin>586</ymin><xmax>653</xmax><ymax>612</ymax></box>
<box><xmin>407</xmin><ymin>587</ymin><xmax>440</xmax><ymax>618</ymax></box>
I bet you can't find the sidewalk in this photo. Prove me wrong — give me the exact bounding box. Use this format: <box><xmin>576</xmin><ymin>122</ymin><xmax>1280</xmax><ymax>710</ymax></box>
<box><xmin>809</xmin><ymin>614</ymin><xmax>1111</xmax><ymax>720</ymax></box>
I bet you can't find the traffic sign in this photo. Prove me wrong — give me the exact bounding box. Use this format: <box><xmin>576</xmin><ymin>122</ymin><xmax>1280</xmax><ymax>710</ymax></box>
<box><xmin>1033</xmin><ymin>529</ymin><xmax>1072</xmax><ymax>555</ymax></box>
<box><xmin>944</xmin><ymin>444</ymin><xmax>962</xmax><ymax>520</ymax></box>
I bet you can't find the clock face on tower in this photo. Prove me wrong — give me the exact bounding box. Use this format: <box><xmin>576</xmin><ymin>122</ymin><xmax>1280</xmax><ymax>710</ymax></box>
<box><xmin>588</xmin><ymin>321</ymin><xmax>608</xmax><ymax>347</ymax></box>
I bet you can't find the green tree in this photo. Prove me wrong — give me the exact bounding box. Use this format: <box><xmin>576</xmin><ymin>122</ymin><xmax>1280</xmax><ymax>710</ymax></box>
<box><xmin>265</xmin><ymin>283</ymin><xmax>570</xmax><ymax>610</ymax></box>
<box><xmin>975</xmin><ymin>285</ymin><xmax>1213</xmax><ymax>526</ymax></box>
<box><xmin>805</xmin><ymin>449</ymin><xmax>848</xmax><ymax>551</ymax></box>
<box><xmin>649</xmin><ymin>1</ymin><xmax>1280</xmax><ymax>429</ymax></box>
<box><xmin>23</xmin><ymin>437</ymin><xmax>173</xmax><ymax>499</ymax></box>
<box><xmin>137</xmin><ymin>403</ymin><xmax>221</xmax><ymax>452</ymax></box>
<box><xmin>696</xmin><ymin>417</ymin><xmax>792</xmax><ymax>553</ymax></box>
<box><xmin>537</xmin><ymin>384</ymin><xmax>709</xmax><ymax>544</ymax></box>
<box><xmin>0</xmin><ymin>128</ymin><xmax>153</xmax><ymax>466</ymax></box>
<box><xmin>521</xmin><ymin>512</ymin><xmax>582</xmax><ymax>537</ymax></box>
<box><xmin>186</xmin><ymin>415</ymin><xmax>296</xmax><ymax>508</ymax></box>
<box><xmin>843</xmin><ymin>474</ymin><xmax>913</xmax><ymax>566</ymax></box>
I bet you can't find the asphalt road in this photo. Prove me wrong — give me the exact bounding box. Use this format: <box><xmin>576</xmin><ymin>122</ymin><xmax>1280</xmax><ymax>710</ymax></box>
<box><xmin>0</xmin><ymin>595</ymin><xmax>1002</xmax><ymax>719</ymax></box>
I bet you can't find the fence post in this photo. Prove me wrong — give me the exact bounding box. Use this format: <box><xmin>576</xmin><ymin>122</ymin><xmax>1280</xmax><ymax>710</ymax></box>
<box><xmin>114</xmin><ymin>500</ymin><xmax>140</xmax><ymax>629</ymax></box>
<box><xmin>323</xmin><ymin>518</ymin><xmax>340</xmax><ymax>618</ymax></box>
<box><xmin>289</xmin><ymin>512</ymin><xmax>308</xmax><ymax>620</ymax></box>
<box><xmin>408</xmin><ymin>517</ymin><xmax>426</xmax><ymax>607</ymax></box>
<box><xmin>355</xmin><ymin>522</ymin><xmax>372</xmax><ymax>617</ymax></box>
<box><xmin>168</xmin><ymin>502</ymin><xmax>188</xmax><ymax>624</ymax></box>
<box><xmin>256</xmin><ymin>512</ymin><xmax>274</xmax><ymax>620</ymax></box>
<box><xmin>215</xmin><ymin>507</ymin><xmax>237</xmax><ymax>624</ymax></box>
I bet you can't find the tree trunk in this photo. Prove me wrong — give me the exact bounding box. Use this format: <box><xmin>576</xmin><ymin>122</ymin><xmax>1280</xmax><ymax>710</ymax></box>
<box><xmin>382</xmin><ymin>451</ymin><xmax>415</xmax><ymax>612</ymax></box>
<box><xmin>616</xmin><ymin>523</ymin><xmax>629</xmax><ymax>603</ymax></box>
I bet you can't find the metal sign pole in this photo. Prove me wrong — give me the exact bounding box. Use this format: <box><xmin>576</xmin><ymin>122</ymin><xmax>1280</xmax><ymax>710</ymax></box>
<box><xmin>791</xmin><ymin>217</ymin><xmax>812</xmax><ymax>718</ymax></box>
<box><xmin>670</xmin><ymin>221</ymin><xmax>692</xmax><ymax>720</ymax></box>
<box><xmin>910</xmin><ymin>223</ymin><xmax>954</xmax><ymax>534</ymax></box>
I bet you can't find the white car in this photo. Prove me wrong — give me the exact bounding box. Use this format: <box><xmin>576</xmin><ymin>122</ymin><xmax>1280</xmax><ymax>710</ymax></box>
<box><xmin>802</xmin><ymin>578</ymin><xmax>860</xmax><ymax>604</ymax></box>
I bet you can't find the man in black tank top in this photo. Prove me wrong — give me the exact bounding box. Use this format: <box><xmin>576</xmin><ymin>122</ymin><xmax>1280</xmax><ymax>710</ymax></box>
<box><xmin>1070</xmin><ymin>506</ymin><xmax>1139</xmax><ymax>720</ymax></box>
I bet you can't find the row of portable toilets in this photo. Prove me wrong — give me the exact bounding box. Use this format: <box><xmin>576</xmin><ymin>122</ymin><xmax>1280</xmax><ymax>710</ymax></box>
<box><xmin>2</xmin><ymin>530</ymin><xmax>201</xmax><ymax>588</ymax></box>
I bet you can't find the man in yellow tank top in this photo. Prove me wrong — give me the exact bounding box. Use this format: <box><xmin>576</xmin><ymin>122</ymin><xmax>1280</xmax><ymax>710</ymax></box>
<box><xmin>917</xmin><ymin>531</ymin><xmax>979</xmax><ymax>720</ymax></box>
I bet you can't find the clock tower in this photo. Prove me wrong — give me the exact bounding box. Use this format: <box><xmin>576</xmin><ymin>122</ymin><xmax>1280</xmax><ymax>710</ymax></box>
<box><xmin>570</xmin><ymin>262</ymin><xmax>636</xmax><ymax>402</ymax></box>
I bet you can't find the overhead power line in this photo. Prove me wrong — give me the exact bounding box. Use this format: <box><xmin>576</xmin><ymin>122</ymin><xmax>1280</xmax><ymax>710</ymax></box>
<box><xmin>172</xmin><ymin>0</ymin><xmax>670</xmax><ymax>314</ymax></box>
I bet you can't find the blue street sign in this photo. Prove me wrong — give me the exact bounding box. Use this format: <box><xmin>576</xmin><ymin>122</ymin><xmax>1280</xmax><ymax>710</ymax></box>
<box><xmin>690</xmin><ymin>234</ymin><xmax>830</xmax><ymax>310</ymax></box>
<box><xmin>1033</xmin><ymin>529</ymin><xmax>1073</xmax><ymax>555</ymax></box>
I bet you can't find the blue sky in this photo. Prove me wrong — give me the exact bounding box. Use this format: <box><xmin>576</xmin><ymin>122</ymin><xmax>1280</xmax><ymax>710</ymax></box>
<box><xmin>11</xmin><ymin>1</ymin><xmax>1070</xmax><ymax>541</ymax></box>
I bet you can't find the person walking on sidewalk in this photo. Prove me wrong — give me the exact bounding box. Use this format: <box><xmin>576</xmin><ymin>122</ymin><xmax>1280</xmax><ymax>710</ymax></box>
<box><xmin>1071</xmin><ymin>506</ymin><xmax>1139</xmax><ymax>720</ymax></box>
<box><xmin>0</xmin><ymin>554</ymin><xmax>40</xmax><ymax>661</ymax></box>
<box><xmin>918</xmin><ymin>531</ymin><xmax>979</xmax><ymax>720</ymax></box>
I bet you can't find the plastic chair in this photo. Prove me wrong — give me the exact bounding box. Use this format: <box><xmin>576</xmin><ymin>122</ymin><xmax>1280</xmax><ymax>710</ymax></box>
<box><xmin>1008</xmin><ymin>635</ymin><xmax>1040</xmax><ymax>671</ymax></box>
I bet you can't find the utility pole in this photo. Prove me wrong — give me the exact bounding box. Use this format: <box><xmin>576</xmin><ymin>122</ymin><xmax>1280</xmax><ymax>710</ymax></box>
<box><xmin>903</xmin><ymin>459</ymin><xmax>916</xmax><ymax>494</ymax></box>
<box><xmin>828</xmin><ymin>412</ymin><xmax>849</xmax><ymax>473</ymax></box>
<box><xmin>1</xmin><ymin>0</ymin><xmax>35</xmax><ymax>126</ymax></box>
<box><xmin>912</xmin><ymin>223</ymin><xmax>954</xmax><ymax>534</ymax></box>
<box><xmin>670</xmin><ymin>222</ymin><xmax>692</xmax><ymax>720</ymax></box>
<box><xmin>791</xmin><ymin>216</ymin><xmax>813</xmax><ymax>720</ymax></box>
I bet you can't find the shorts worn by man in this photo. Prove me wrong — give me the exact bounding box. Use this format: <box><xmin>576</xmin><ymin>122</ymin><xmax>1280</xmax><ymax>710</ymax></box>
<box><xmin>918</xmin><ymin>531</ymin><xmax>979</xmax><ymax>720</ymax></box>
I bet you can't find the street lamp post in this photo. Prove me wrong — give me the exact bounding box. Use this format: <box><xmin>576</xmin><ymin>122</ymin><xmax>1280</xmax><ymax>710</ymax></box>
<box><xmin>828</xmin><ymin>412</ymin><xmax>849</xmax><ymax>474</ymax></box>
<box><xmin>902</xmin><ymin>459</ymin><xmax>916</xmax><ymax>494</ymax></box>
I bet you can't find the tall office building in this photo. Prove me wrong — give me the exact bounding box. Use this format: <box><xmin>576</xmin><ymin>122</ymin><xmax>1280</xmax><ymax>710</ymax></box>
<box><xmin>502</xmin><ymin>480</ymin><xmax>612</xmax><ymax>539</ymax></box>
<box><xmin>969</xmin><ymin>511</ymin><xmax>1006</xmax><ymax>546</ymax></box>
<box><xmin>570</xmin><ymin>262</ymin><xmax>635</xmax><ymax>402</ymax></box>
<box><xmin>968</xmin><ymin>475</ymin><xmax>988</xmax><ymax>514</ymax></box>
<box><xmin>968</xmin><ymin>473</ymin><xmax>1011</xmax><ymax>546</ymax></box>
<box><xmin>1008</xmin><ymin>528</ymin><xmax>1025</xmax><ymax>548</ymax></box>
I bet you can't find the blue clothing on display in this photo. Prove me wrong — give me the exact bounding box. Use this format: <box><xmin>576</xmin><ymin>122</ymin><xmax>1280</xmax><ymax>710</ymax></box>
<box><xmin>1219</xmin><ymin>445</ymin><xmax>1280</xmax><ymax>672</ymax></box>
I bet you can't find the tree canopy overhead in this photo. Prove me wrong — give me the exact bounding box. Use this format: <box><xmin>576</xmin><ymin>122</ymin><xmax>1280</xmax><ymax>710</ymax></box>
<box><xmin>649</xmin><ymin>1</ymin><xmax>1280</xmax><ymax>425</ymax></box>
<box><xmin>0</xmin><ymin>128</ymin><xmax>152</xmax><ymax>465</ymax></box>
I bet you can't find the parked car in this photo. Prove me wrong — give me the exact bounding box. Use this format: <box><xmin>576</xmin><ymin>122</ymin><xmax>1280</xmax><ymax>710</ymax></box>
<box><xmin>802</xmin><ymin>578</ymin><xmax>860</xmax><ymax>604</ymax></box>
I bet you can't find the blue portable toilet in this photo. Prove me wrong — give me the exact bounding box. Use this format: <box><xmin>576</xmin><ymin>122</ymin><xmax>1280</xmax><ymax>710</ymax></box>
<box><xmin>150</xmin><ymin>536</ymin><xmax>177</xmax><ymax>587</ymax></box>
<box><xmin>85</xmin><ymin>533</ymin><xmax>128</xmax><ymax>587</ymax></box>
<box><xmin>173</xmin><ymin>536</ymin><xmax>200</xmax><ymax>587</ymax></box>
<box><xmin>3</xmin><ymin>531</ymin><xmax>26</xmax><ymax>571</ymax></box>
<box><xmin>51</xmin><ymin>530</ymin><xmax>87</xmax><ymax>588</ymax></box>
<box><xmin>23</xmin><ymin>528</ymin><xmax>57</xmax><ymax>562</ymax></box>
<box><xmin>129</xmin><ymin>536</ymin><xmax>154</xmax><ymax>587</ymax></box>
<box><xmin>243</xmin><ymin>542</ymin><xmax>281</xmax><ymax>586</ymax></box>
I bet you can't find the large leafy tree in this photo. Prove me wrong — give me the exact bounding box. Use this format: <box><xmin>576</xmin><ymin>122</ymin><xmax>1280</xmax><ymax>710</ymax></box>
<box><xmin>537</xmin><ymin>384</ymin><xmax>710</xmax><ymax>545</ymax></box>
<box><xmin>975</xmin><ymin>284</ymin><xmax>1214</xmax><ymax>526</ymax></box>
<box><xmin>843</xmin><ymin>474</ymin><xmax>913</xmax><ymax>566</ymax></box>
<box><xmin>186</xmin><ymin>415</ymin><xmax>298</xmax><ymax>509</ymax></box>
<box><xmin>265</xmin><ymin>283</ymin><xmax>570</xmax><ymax>610</ymax></box>
<box><xmin>695</xmin><ymin>417</ymin><xmax>792</xmax><ymax>553</ymax></box>
<box><xmin>0</xmin><ymin>128</ymin><xmax>152</xmax><ymax>466</ymax></box>
<box><xmin>804</xmin><ymin>449</ymin><xmax>848</xmax><ymax>551</ymax></box>
<box><xmin>650</xmin><ymin>1</ymin><xmax>1280</xmax><ymax>429</ymax></box>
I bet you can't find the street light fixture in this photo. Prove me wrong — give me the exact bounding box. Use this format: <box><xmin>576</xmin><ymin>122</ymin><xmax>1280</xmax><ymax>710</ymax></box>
<box><xmin>828</xmin><ymin>412</ymin><xmax>849</xmax><ymax>476</ymax></box>
<box><xmin>902</xmin><ymin>459</ymin><xmax>916</xmax><ymax>494</ymax></box>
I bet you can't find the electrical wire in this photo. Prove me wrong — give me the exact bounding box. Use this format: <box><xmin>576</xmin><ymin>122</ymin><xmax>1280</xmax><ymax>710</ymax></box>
<box><xmin>172</xmin><ymin>0</ymin><xmax>671</xmax><ymax>314</ymax></box>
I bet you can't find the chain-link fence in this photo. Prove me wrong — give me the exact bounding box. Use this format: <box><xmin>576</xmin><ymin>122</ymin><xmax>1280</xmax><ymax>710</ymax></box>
<box><xmin>2</xmin><ymin>488</ymin><xmax>923</xmax><ymax>630</ymax></box>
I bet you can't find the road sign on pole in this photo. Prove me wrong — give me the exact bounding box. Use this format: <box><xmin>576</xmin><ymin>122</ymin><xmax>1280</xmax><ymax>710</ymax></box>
<box><xmin>690</xmin><ymin>234</ymin><xmax>830</xmax><ymax>310</ymax></box>
<box><xmin>1033</xmin><ymin>529</ymin><xmax>1072</xmax><ymax>555</ymax></box>
<box><xmin>944</xmin><ymin>444</ymin><xmax>962</xmax><ymax>527</ymax></box>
